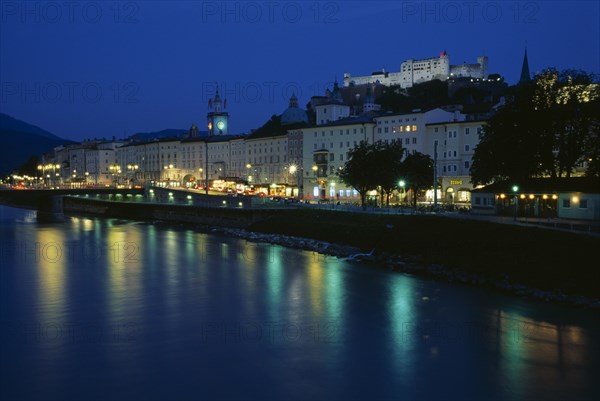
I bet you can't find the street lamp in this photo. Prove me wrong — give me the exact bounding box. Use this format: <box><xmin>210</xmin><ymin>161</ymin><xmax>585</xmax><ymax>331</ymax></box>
<box><xmin>399</xmin><ymin>180</ymin><xmax>406</xmax><ymax>206</ymax></box>
<box><xmin>109</xmin><ymin>164</ymin><xmax>121</xmax><ymax>187</ymax></box>
<box><xmin>289</xmin><ymin>164</ymin><xmax>298</xmax><ymax>199</ymax></box>
<box><xmin>512</xmin><ymin>185</ymin><xmax>519</xmax><ymax>220</ymax></box>
<box><xmin>127</xmin><ymin>164</ymin><xmax>139</xmax><ymax>187</ymax></box>
<box><xmin>51</xmin><ymin>164</ymin><xmax>60</xmax><ymax>187</ymax></box>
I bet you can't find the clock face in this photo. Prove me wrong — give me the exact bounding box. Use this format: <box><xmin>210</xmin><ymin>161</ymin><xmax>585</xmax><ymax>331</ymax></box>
<box><xmin>216</xmin><ymin>120</ymin><xmax>225</xmax><ymax>130</ymax></box>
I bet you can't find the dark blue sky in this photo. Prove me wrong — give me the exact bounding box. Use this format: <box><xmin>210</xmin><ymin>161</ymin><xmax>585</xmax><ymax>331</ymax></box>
<box><xmin>1</xmin><ymin>1</ymin><xmax>598</xmax><ymax>141</ymax></box>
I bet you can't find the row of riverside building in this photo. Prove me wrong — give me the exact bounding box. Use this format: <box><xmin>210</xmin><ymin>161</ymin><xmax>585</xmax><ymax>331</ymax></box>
<box><xmin>42</xmin><ymin>85</ymin><xmax>487</xmax><ymax>206</ymax></box>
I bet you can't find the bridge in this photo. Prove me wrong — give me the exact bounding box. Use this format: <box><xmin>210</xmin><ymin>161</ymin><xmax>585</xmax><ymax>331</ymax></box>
<box><xmin>0</xmin><ymin>188</ymin><xmax>145</xmax><ymax>221</ymax></box>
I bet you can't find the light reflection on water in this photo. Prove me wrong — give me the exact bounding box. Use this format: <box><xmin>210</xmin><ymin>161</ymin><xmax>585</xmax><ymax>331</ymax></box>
<box><xmin>0</xmin><ymin>206</ymin><xmax>598</xmax><ymax>401</ymax></box>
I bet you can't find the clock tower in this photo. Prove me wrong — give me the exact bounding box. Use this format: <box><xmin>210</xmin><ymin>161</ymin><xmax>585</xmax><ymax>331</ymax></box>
<box><xmin>207</xmin><ymin>85</ymin><xmax>229</xmax><ymax>136</ymax></box>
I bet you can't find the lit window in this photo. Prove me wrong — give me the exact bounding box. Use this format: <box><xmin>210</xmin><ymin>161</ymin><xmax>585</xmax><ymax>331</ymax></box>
<box><xmin>406</xmin><ymin>125</ymin><xmax>411</xmax><ymax>132</ymax></box>
<box><xmin>412</xmin><ymin>125</ymin><xmax>417</xmax><ymax>131</ymax></box>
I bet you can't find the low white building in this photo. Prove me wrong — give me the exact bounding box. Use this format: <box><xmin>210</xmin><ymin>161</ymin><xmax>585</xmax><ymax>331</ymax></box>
<box><xmin>471</xmin><ymin>178</ymin><xmax>600</xmax><ymax>221</ymax></box>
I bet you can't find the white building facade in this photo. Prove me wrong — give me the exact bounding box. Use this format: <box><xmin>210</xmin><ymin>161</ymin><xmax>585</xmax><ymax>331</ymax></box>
<box><xmin>300</xmin><ymin>109</ymin><xmax>467</xmax><ymax>202</ymax></box>
<box><xmin>426</xmin><ymin>120</ymin><xmax>486</xmax><ymax>204</ymax></box>
<box><xmin>343</xmin><ymin>52</ymin><xmax>488</xmax><ymax>89</ymax></box>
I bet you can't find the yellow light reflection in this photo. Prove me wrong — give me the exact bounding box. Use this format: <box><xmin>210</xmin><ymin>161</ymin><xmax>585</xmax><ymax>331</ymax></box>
<box><xmin>36</xmin><ymin>227</ymin><xmax>67</xmax><ymax>323</ymax></box>
<box><xmin>306</xmin><ymin>256</ymin><xmax>325</xmax><ymax>318</ymax></box>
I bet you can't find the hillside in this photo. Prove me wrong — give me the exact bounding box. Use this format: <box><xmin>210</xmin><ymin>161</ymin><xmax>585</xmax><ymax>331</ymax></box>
<box><xmin>0</xmin><ymin>114</ymin><xmax>76</xmax><ymax>176</ymax></box>
<box><xmin>0</xmin><ymin>113</ymin><xmax>63</xmax><ymax>140</ymax></box>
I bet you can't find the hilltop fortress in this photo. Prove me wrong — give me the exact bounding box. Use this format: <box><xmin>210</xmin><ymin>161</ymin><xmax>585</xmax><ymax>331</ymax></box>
<box><xmin>343</xmin><ymin>51</ymin><xmax>488</xmax><ymax>88</ymax></box>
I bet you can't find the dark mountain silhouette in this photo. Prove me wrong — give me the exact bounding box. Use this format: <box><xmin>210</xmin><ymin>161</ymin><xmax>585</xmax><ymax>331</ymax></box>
<box><xmin>0</xmin><ymin>113</ymin><xmax>63</xmax><ymax>140</ymax></box>
<box><xmin>0</xmin><ymin>114</ymin><xmax>74</xmax><ymax>175</ymax></box>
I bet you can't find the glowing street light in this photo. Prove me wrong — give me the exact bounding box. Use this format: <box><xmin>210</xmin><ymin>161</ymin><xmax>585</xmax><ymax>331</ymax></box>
<box><xmin>399</xmin><ymin>180</ymin><xmax>406</xmax><ymax>205</ymax></box>
<box><xmin>512</xmin><ymin>185</ymin><xmax>519</xmax><ymax>220</ymax></box>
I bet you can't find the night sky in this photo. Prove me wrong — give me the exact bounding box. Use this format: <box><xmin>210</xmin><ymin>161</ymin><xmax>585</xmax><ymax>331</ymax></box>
<box><xmin>1</xmin><ymin>1</ymin><xmax>598</xmax><ymax>141</ymax></box>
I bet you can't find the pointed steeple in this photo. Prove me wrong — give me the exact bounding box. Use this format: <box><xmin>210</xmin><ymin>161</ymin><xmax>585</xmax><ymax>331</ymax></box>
<box><xmin>213</xmin><ymin>84</ymin><xmax>222</xmax><ymax>112</ymax></box>
<box><xmin>519</xmin><ymin>47</ymin><xmax>531</xmax><ymax>84</ymax></box>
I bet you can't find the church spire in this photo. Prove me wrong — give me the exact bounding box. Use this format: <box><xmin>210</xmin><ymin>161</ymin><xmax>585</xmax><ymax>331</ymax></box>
<box><xmin>519</xmin><ymin>47</ymin><xmax>531</xmax><ymax>84</ymax></box>
<box><xmin>213</xmin><ymin>84</ymin><xmax>222</xmax><ymax>112</ymax></box>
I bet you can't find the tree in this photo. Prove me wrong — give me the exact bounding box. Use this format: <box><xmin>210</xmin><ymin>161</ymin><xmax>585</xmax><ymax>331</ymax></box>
<box><xmin>471</xmin><ymin>69</ymin><xmax>600</xmax><ymax>184</ymax></box>
<box><xmin>17</xmin><ymin>155</ymin><xmax>40</xmax><ymax>176</ymax></box>
<box><xmin>376</xmin><ymin>140</ymin><xmax>405</xmax><ymax>206</ymax></box>
<box><xmin>401</xmin><ymin>152</ymin><xmax>433</xmax><ymax>208</ymax></box>
<box><xmin>338</xmin><ymin>141</ymin><xmax>380</xmax><ymax>210</ymax></box>
<box><xmin>378</xmin><ymin>80</ymin><xmax>449</xmax><ymax>113</ymax></box>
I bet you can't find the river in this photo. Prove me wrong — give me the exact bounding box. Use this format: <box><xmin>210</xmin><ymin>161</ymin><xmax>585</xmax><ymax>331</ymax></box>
<box><xmin>0</xmin><ymin>205</ymin><xmax>598</xmax><ymax>400</ymax></box>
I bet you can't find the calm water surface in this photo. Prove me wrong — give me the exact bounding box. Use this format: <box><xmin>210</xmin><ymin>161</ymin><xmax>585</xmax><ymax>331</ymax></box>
<box><xmin>0</xmin><ymin>205</ymin><xmax>598</xmax><ymax>400</ymax></box>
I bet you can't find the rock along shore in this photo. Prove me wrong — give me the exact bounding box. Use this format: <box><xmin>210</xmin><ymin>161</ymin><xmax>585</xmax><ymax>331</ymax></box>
<box><xmin>211</xmin><ymin>226</ymin><xmax>600</xmax><ymax>310</ymax></box>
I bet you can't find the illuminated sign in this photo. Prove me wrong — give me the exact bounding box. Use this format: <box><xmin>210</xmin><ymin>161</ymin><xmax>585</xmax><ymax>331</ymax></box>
<box><xmin>450</xmin><ymin>180</ymin><xmax>463</xmax><ymax>185</ymax></box>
